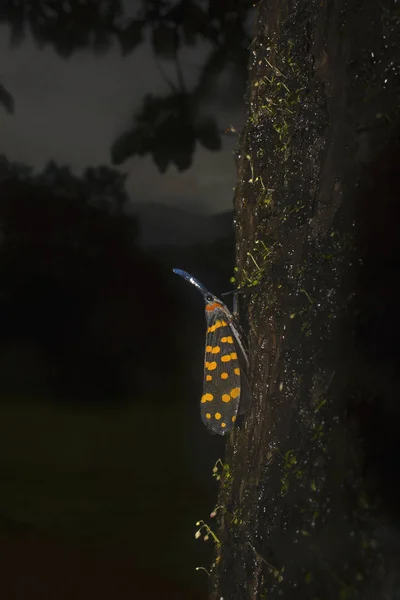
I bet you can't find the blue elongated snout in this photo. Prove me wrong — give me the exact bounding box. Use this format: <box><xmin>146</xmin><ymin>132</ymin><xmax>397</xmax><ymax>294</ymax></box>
<box><xmin>173</xmin><ymin>268</ymin><xmax>212</xmax><ymax>300</ymax></box>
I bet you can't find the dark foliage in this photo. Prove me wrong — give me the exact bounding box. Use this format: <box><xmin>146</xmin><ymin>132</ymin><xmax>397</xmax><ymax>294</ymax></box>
<box><xmin>0</xmin><ymin>83</ymin><xmax>14</xmax><ymax>114</ymax></box>
<box><xmin>0</xmin><ymin>157</ymin><xmax>181</xmax><ymax>405</ymax></box>
<box><xmin>0</xmin><ymin>0</ymin><xmax>253</xmax><ymax>170</ymax></box>
<box><xmin>111</xmin><ymin>93</ymin><xmax>221</xmax><ymax>172</ymax></box>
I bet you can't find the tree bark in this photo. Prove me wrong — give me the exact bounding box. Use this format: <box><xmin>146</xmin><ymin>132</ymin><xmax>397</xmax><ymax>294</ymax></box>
<box><xmin>210</xmin><ymin>0</ymin><xmax>400</xmax><ymax>598</ymax></box>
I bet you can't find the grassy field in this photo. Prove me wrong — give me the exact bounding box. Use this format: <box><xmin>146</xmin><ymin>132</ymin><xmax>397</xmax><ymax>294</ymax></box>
<box><xmin>0</xmin><ymin>398</ymin><xmax>220</xmax><ymax>596</ymax></box>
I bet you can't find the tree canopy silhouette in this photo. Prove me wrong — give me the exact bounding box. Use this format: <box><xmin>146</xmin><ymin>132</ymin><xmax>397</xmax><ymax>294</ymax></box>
<box><xmin>0</xmin><ymin>157</ymin><xmax>179</xmax><ymax>404</ymax></box>
<box><xmin>0</xmin><ymin>0</ymin><xmax>253</xmax><ymax>171</ymax></box>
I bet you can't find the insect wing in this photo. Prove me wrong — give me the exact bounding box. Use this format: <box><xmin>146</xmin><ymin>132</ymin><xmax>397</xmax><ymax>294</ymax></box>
<box><xmin>200</xmin><ymin>307</ymin><xmax>243</xmax><ymax>435</ymax></box>
<box><xmin>228</xmin><ymin>319</ymin><xmax>252</xmax><ymax>415</ymax></box>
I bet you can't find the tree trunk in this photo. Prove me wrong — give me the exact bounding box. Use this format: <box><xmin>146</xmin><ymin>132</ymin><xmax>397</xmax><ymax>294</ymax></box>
<box><xmin>210</xmin><ymin>0</ymin><xmax>400</xmax><ymax>598</ymax></box>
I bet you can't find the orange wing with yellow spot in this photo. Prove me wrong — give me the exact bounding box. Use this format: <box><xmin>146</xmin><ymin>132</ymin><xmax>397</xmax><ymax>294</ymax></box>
<box><xmin>201</xmin><ymin>308</ymin><xmax>243</xmax><ymax>435</ymax></box>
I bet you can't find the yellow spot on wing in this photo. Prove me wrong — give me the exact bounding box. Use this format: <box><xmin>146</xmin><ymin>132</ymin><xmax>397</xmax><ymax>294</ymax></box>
<box><xmin>220</xmin><ymin>372</ymin><xmax>228</xmax><ymax>379</ymax></box>
<box><xmin>215</xmin><ymin>412</ymin><xmax>222</xmax><ymax>420</ymax></box>
<box><xmin>206</xmin><ymin>345</ymin><xmax>212</xmax><ymax>353</ymax></box>
<box><xmin>211</xmin><ymin>346</ymin><xmax>220</xmax><ymax>354</ymax></box>
<box><xmin>234</xmin><ymin>367</ymin><xmax>240</xmax><ymax>375</ymax></box>
<box><xmin>207</xmin><ymin>361</ymin><xmax>217</xmax><ymax>371</ymax></box>
<box><xmin>221</xmin><ymin>422</ymin><xmax>226</xmax><ymax>428</ymax></box>
<box><xmin>221</xmin><ymin>336</ymin><xmax>234</xmax><ymax>344</ymax></box>
<box><xmin>201</xmin><ymin>393</ymin><xmax>214</xmax><ymax>403</ymax></box>
<box><xmin>221</xmin><ymin>355</ymin><xmax>231</xmax><ymax>363</ymax></box>
<box><xmin>205</xmin><ymin>413</ymin><xmax>211</xmax><ymax>419</ymax></box>
<box><xmin>208</xmin><ymin>319</ymin><xmax>228</xmax><ymax>333</ymax></box>
<box><xmin>206</xmin><ymin>374</ymin><xmax>212</xmax><ymax>381</ymax></box>
<box><xmin>230</xmin><ymin>387</ymin><xmax>240</xmax><ymax>399</ymax></box>
<box><xmin>222</xmin><ymin>394</ymin><xmax>231</xmax><ymax>403</ymax></box>
<box><xmin>232</xmin><ymin>416</ymin><xmax>236</xmax><ymax>423</ymax></box>
<box><xmin>230</xmin><ymin>352</ymin><xmax>238</xmax><ymax>360</ymax></box>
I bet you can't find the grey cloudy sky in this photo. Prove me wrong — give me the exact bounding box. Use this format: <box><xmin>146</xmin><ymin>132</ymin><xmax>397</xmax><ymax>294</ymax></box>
<box><xmin>0</xmin><ymin>20</ymin><xmax>245</xmax><ymax>214</ymax></box>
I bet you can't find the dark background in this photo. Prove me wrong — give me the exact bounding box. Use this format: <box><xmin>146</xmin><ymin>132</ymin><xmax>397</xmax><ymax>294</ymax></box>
<box><xmin>0</xmin><ymin>1</ymin><xmax>254</xmax><ymax>597</ymax></box>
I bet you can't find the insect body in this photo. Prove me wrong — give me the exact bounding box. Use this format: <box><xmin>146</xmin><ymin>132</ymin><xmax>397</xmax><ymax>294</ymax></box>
<box><xmin>173</xmin><ymin>268</ymin><xmax>252</xmax><ymax>435</ymax></box>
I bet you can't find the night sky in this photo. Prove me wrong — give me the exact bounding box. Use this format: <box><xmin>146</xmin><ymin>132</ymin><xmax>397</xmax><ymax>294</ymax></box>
<box><xmin>0</xmin><ymin>1</ymin><xmax>252</xmax><ymax>598</ymax></box>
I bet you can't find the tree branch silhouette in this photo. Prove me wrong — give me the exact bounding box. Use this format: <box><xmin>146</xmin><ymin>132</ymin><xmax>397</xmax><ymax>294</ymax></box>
<box><xmin>0</xmin><ymin>0</ymin><xmax>253</xmax><ymax>171</ymax></box>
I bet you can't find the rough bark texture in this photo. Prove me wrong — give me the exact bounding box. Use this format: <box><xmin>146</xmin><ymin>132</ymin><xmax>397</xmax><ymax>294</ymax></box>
<box><xmin>210</xmin><ymin>0</ymin><xmax>400</xmax><ymax>598</ymax></box>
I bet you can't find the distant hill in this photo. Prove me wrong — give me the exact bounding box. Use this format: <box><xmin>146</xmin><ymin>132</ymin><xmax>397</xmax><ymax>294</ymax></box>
<box><xmin>130</xmin><ymin>202</ymin><xmax>234</xmax><ymax>247</ymax></box>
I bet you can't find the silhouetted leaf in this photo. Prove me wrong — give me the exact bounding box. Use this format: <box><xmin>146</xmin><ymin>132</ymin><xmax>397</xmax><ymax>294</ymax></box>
<box><xmin>0</xmin><ymin>1</ymin><xmax>24</xmax><ymax>46</ymax></box>
<box><xmin>111</xmin><ymin>92</ymin><xmax>200</xmax><ymax>171</ymax></box>
<box><xmin>0</xmin><ymin>83</ymin><xmax>14</xmax><ymax>114</ymax></box>
<box><xmin>153</xmin><ymin>149</ymin><xmax>170</xmax><ymax>173</ymax></box>
<box><xmin>164</xmin><ymin>3</ymin><xmax>184</xmax><ymax>25</ymax></box>
<box><xmin>172</xmin><ymin>149</ymin><xmax>193</xmax><ymax>172</ymax></box>
<box><xmin>209</xmin><ymin>0</ymin><xmax>240</xmax><ymax>21</ymax></box>
<box><xmin>117</xmin><ymin>20</ymin><xmax>144</xmax><ymax>55</ymax></box>
<box><xmin>182</xmin><ymin>1</ymin><xmax>211</xmax><ymax>43</ymax></box>
<box><xmin>155</xmin><ymin>110</ymin><xmax>195</xmax><ymax>171</ymax></box>
<box><xmin>93</xmin><ymin>30</ymin><xmax>112</xmax><ymax>55</ymax></box>
<box><xmin>111</xmin><ymin>127</ymin><xmax>152</xmax><ymax>165</ymax></box>
<box><xmin>195</xmin><ymin>116</ymin><xmax>221</xmax><ymax>151</ymax></box>
<box><xmin>152</xmin><ymin>23</ymin><xmax>178</xmax><ymax>59</ymax></box>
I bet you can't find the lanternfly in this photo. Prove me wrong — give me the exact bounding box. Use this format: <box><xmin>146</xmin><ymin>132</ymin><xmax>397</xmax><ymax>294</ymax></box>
<box><xmin>173</xmin><ymin>268</ymin><xmax>252</xmax><ymax>435</ymax></box>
